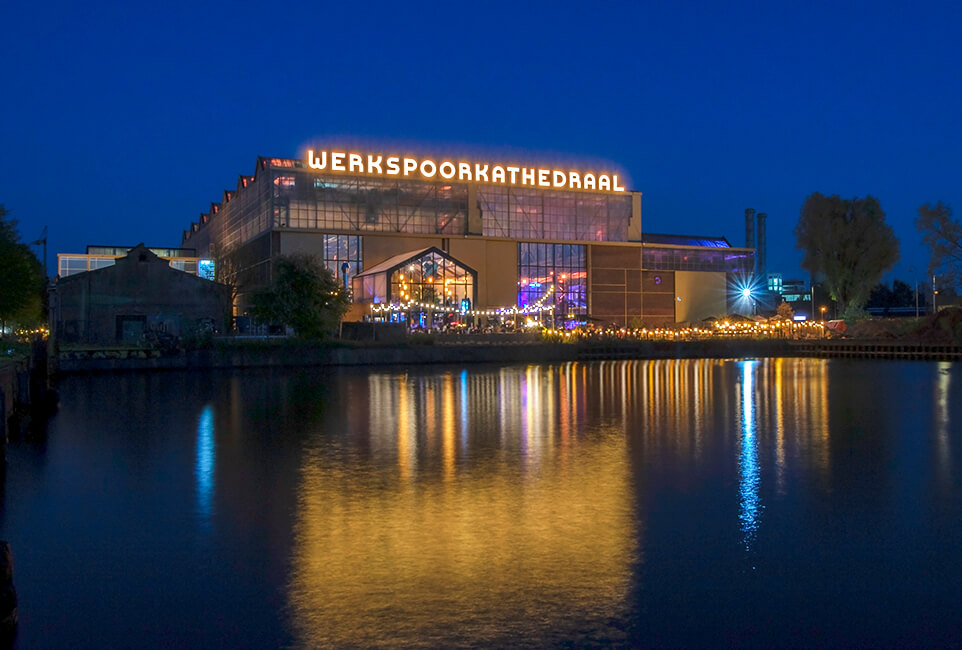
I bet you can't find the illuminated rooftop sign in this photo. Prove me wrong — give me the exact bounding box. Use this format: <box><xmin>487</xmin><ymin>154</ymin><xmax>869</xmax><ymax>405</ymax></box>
<box><xmin>306</xmin><ymin>150</ymin><xmax>626</xmax><ymax>193</ymax></box>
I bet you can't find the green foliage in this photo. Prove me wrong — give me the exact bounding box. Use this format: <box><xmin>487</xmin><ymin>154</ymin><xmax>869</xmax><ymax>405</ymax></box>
<box><xmin>775</xmin><ymin>301</ymin><xmax>794</xmax><ymax>320</ymax></box>
<box><xmin>0</xmin><ymin>205</ymin><xmax>44</xmax><ymax>329</ymax></box>
<box><xmin>868</xmin><ymin>280</ymin><xmax>917</xmax><ymax>311</ymax></box>
<box><xmin>916</xmin><ymin>202</ymin><xmax>961</xmax><ymax>291</ymax></box>
<box><xmin>795</xmin><ymin>193</ymin><xmax>899</xmax><ymax>319</ymax></box>
<box><xmin>250</xmin><ymin>254</ymin><xmax>349</xmax><ymax>339</ymax></box>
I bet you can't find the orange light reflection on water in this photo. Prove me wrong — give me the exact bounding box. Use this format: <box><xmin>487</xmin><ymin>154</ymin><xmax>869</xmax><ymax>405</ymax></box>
<box><xmin>289</xmin><ymin>365</ymin><xmax>637</xmax><ymax>647</ymax></box>
<box><xmin>286</xmin><ymin>358</ymin><xmax>837</xmax><ymax>646</ymax></box>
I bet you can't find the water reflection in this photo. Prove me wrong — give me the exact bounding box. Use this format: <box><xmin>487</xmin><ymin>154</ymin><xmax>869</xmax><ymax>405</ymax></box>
<box><xmin>738</xmin><ymin>361</ymin><xmax>762</xmax><ymax>551</ymax></box>
<box><xmin>285</xmin><ymin>358</ymin><xmax>903</xmax><ymax>645</ymax></box>
<box><xmin>9</xmin><ymin>360</ymin><xmax>962</xmax><ymax>647</ymax></box>
<box><xmin>289</xmin><ymin>364</ymin><xmax>636</xmax><ymax>647</ymax></box>
<box><xmin>195</xmin><ymin>404</ymin><xmax>215</xmax><ymax>524</ymax></box>
<box><xmin>935</xmin><ymin>362</ymin><xmax>952</xmax><ymax>487</ymax></box>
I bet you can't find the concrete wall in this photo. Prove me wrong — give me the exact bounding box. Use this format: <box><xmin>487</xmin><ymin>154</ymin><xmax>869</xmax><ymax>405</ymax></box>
<box><xmin>675</xmin><ymin>271</ymin><xmax>727</xmax><ymax>322</ymax></box>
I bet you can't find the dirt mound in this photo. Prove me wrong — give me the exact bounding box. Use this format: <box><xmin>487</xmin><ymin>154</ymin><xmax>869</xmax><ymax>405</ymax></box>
<box><xmin>845</xmin><ymin>319</ymin><xmax>904</xmax><ymax>339</ymax></box>
<box><xmin>906</xmin><ymin>307</ymin><xmax>962</xmax><ymax>345</ymax></box>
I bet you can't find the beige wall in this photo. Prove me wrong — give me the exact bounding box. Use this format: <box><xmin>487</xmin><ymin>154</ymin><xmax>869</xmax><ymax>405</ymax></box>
<box><xmin>448</xmin><ymin>238</ymin><xmax>517</xmax><ymax>309</ymax></box>
<box><xmin>362</xmin><ymin>235</ymin><xmax>444</xmax><ymax>268</ymax></box>
<box><xmin>674</xmin><ymin>271</ymin><xmax>728</xmax><ymax>322</ymax></box>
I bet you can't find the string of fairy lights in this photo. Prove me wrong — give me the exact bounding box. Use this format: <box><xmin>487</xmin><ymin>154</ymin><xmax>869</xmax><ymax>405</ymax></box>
<box><xmin>370</xmin><ymin>285</ymin><xmax>558</xmax><ymax>317</ymax></box>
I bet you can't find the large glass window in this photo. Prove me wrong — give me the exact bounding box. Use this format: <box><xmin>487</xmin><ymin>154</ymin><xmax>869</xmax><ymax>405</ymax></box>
<box><xmin>389</xmin><ymin>251</ymin><xmax>474</xmax><ymax>309</ymax></box>
<box><xmin>643</xmin><ymin>246</ymin><xmax>755</xmax><ymax>273</ymax></box>
<box><xmin>279</xmin><ymin>171</ymin><xmax>468</xmax><ymax>236</ymax></box>
<box><xmin>322</xmin><ymin>234</ymin><xmax>362</xmax><ymax>288</ymax></box>
<box><xmin>88</xmin><ymin>257</ymin><xmax>116</xmax><ymax>271</ymax></box>
<box><xmin>59</xmin><ymin>256</ymin><xmax>89</xmax><ymax>277</ymax></box>
<box><xmin>354</xmin><ymin>249</ymin><xmax>476</xmax><ymax>329</ymax></box>
<box><xmin>481</xmin><ymin>189</ymin><xmax>631</xmax><ymax>242</ymax></box>
<box><xmin>518</xmin><ymin>243</ymin><xmax>587</xmax><ymax>324</ymax></box>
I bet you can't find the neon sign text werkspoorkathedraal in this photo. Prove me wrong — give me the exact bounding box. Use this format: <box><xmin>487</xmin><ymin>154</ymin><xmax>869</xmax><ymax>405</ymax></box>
<box><xmin>306</xmin><ymin>150</ymin><xmax>626</xmax><ymax>193</ymax></box>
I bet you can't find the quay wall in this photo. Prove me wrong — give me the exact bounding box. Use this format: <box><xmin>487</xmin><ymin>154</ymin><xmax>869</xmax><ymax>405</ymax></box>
<box><xmin>0</xmin><ymin>340</ymin><xmax>52</xmax><ymax>440</ymax></box>
<box><xmin>57</xmin><ymin>339</ymin><xmax>787</xmax><ymax>373</ymax></box>
<box><xmin>53</xmin><ymin>338</ymin><xmax>962</xmax><ymax>374</ymax></box>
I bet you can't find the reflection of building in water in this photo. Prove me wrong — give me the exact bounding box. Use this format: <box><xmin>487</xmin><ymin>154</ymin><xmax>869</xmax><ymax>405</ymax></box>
<box><xmin>291</xmin><ymin>365</ymin><xmax>636</xmax><ymax>647</ymax></box>
<box><xmin>935</xmin><ymin>362</ymin><xmax>952</xmax><ymax>488</ymax></box>
<box><xmin>195</xmin><ymin>405</ymin><xmax>215</xmax><ymax>525</ymax></box>
<box><xmin>292</xmin><ymin>359</ymin><xmax>838</xmax><ymax>644</ymax></box>
<box><xmin>614</xmin><ymin>358</ymin><xmax>831</xmax><ymax>478</ymax></box>
<box><xmin>738</xmin><ymin>361</ymin><xmax>761</xmax><ymax>550</ymax></box>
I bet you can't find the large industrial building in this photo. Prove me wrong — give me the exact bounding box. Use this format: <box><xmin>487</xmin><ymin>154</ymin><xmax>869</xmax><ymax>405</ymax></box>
<box><xmin>181</xmin><ymin>148</ymin><xmax>754</xmax><ymax>328</ymax></box>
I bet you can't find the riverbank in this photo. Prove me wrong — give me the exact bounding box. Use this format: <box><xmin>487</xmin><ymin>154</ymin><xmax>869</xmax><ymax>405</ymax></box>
<box><xmin>52</xmin><ymin>337</ymin><xmax>962</xmax><ymax>373</ymax></box>
<box><xmin>0</xmin><ymin>340</ymin><xmax>54</xmax><ymax>440</ymax></box>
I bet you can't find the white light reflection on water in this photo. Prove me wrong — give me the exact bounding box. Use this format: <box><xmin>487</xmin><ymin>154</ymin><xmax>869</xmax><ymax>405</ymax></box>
<box><xmin>738</xmin><ymin>360</ymin><xmax>762</xmax><ymax>552</ymax></box>
<box><xmin>195</xmin><ymin>405</ymin><xmax>215</xmax><ymax>524</ymax></box>
<box><xmin>936</xmin><ymin>362</ymin><xmax>952</xmax><ymax>486</ymax></box>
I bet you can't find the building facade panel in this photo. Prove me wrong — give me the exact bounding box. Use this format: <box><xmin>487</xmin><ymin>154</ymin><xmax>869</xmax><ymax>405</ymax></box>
<box><xmin>675</xmin><ymin>271</ymin><xmax>728</xmax><ymax>322</ymax></box>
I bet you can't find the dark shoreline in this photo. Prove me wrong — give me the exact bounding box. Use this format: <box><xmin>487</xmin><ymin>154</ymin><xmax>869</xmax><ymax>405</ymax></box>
<box><xmin>53</xmin><ymin>339</ymin><xmax>962</xmax><ymax>374</ymax></box>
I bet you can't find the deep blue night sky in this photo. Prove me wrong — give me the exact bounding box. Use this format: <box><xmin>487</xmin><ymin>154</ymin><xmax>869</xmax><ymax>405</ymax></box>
<box><xmin>2</xmin><ymin>0</ymin><xmax>960</xmax><ymax>283</ymax></box>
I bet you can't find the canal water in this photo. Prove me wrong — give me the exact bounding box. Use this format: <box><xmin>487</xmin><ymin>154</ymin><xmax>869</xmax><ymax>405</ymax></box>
<box><xmin>1</xmin><ymin>359</ymin><xmax>960</xmax><ymax>647</ymax></box>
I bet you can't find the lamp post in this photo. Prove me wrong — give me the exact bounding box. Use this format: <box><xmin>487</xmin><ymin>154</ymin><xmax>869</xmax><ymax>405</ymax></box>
<box><xmin>741</xmin><ymin>287</ymin><xmax>755</xmax><ymax>316</ymax></box>
<box><xmin>933</xmin><ymin>275</ymin><xmax>938</xmax><ymax>313</ymax></box>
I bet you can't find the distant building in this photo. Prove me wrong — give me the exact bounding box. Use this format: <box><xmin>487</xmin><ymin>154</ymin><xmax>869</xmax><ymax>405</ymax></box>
<box><xmin>51</xmin><ymin>244</ymin><xmax>230</xmax><ymax>344</ymax></box>
<box><xmin>780</xmin><ymin>278</ymin><xmax>812</xmax><ymax>318</ymax></box>
<box><xmin>58</xmin><ymin>245</ymin><xmax>211</xmax><ymax>279</ymax></box>
<box><xmin>766</xmin><ymin>273</ymin><xmax>783</xmax><ymax>294</ymax></box>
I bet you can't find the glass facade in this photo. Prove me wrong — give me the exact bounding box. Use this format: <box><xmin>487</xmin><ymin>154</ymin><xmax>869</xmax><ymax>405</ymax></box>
<box><xmin>354</xmin><ymin>249</ymin><xmax>476</xmax><ymax>329</ymax></box>
<box><xmin>479</xmin><ymin>188</ymin><xmax>631</xmax><ymax>241</ymax></box>
<box><xmin>186</xmin><ymin>159</ymin><xmax>635</xmax><ymax>258</ymax></box>
<box><xmin>58</xmin><ymin>253</ymin><xmax>205</xmax><ymax>278</ymax></box>
<box><xmin>518</xmin><ymin>243</ymin><xmax>587</xmax><ymax>323</ymax></box>
<box><xmin>322</xmin><ymin>234</ymin><xmax>362</xmax><ymax>286</ymax></box>
<box><xmin>642</xmin><ymin>246</ymin><xmax>754</xmax><ymax>273</ymax></box>
<box><xmin>169</xmin><ymin>259</ymin><xmax>199</xmax><ymax>275</ymax></box>
<box><xmin>276</xmin><ymin>172</ymin><xmax>467</xmax><ymax>236</ymax></box>
<box><xmin>388</xmin><ymin>250</ymin><xmax>474</xmax><ymax>309</ymax></box>
<box><xmin>86</xmin><ymin>246</ymin><xmax>196</xmax><ymax>258</ymax></box>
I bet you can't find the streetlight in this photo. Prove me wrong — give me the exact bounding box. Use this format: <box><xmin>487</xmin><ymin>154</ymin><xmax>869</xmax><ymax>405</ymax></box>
<box><xmin>820</xmin><ymin>305</ymin><xmax>826</xmax><ymax>322</ymax></box>
<box><xmin>741</xmin><ymin>287</ymin><xmax>756</xmax><ymax>315</ymax></box>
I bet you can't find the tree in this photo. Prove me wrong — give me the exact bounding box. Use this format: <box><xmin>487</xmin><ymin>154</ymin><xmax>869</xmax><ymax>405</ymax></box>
<box><xmin>250</xmin><ymin>254</ymin><xmax>349</xmax><ymax>339</ymax></box>
<box><xmin>915</xmin><ymin>202</ymin><xmax>961</xmax><ymax>292</ymax></box>
<box><xmin>775</xmin><ymin>301</ymin><xmax>794</xmax><ymax>320</ymax></box>
<box><xmin>867</xmin><ymin>280</ymin><xmax>917</xmax><ymax>313</ymax></box>
<box><xmin>0</xmin><ymin>205</ymin><xmax>44</xmax><ymax>331</ymax></box>
<box><xmin>211</xmin><ymin>242</ymin><xmax>242</xmax><ymax>315</ymax></box>
<box><xmin>795</xmin><ymin>193</ymin><xmax>899</xmax><ymax>321</ymax></box>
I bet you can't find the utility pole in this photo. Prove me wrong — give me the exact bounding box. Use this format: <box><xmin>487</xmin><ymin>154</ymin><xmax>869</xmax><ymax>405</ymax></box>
<box><xmin>932</xmin><ymin>275</ymin><xmax>938</xmax><ymax>313</ymax></box>
<box><xmin>31</xmin><ymin>226</ymin><xmax>48</xmax><ymax>278</ymax></box>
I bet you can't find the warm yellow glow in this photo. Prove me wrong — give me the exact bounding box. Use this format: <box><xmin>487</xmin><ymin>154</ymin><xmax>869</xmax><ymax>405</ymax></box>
<box><xmin>288</xmin><ymin>368</ymin><xmax>637</xmax><ymax>646</ymax></box>
<box><xmin>307</xmin><ymin>149</ymin><xmax>627</xmax><ymax>193</ymax></box>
